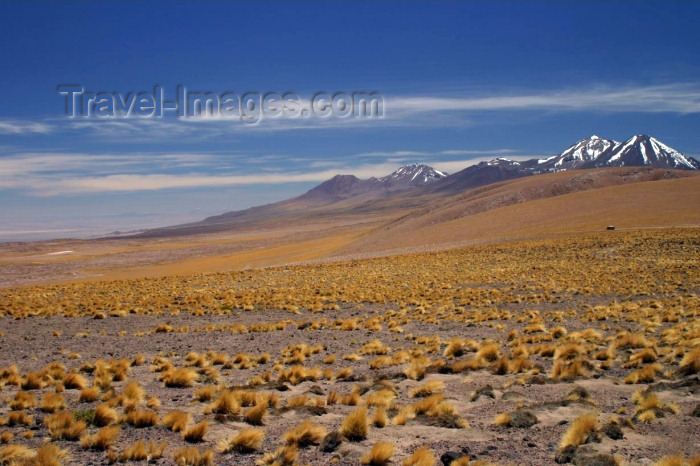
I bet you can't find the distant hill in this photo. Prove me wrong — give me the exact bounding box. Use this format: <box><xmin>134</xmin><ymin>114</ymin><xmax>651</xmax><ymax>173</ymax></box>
<box><xmin>131</xmin><ymin>134</ymin><xmax>698</xmax><ymax>238</ymax></box>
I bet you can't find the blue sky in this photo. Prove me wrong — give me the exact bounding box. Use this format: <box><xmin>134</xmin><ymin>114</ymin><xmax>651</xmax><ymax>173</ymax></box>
<box><xmin>1</xmin><ymin>1</ymin><xmax>699</xmax><ymax>241</ymax></box>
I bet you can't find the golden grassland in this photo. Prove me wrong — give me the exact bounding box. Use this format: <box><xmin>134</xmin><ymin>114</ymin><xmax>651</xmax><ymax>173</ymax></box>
<box><xmin>0</xmin><ymin>229</ymin><xmax>697</xmax><ymax>465</ymax></box>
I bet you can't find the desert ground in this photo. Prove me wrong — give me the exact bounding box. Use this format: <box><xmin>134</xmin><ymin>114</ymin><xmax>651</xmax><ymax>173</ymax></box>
<box><xmin>0</xmin><ymin>228</ymin><xmax>698</xmax><ymax>465</ymax></box>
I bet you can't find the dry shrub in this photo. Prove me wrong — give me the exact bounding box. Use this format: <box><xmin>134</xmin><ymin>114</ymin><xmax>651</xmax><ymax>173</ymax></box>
<box><xmin>259</xmin><ymin>445</ymin><xmax>298</xmax><ymax>465</ymax></box>
<box><xmin>410</xmin><ymin>380</ymin><xmax>444</xmax><ymax>398</ymax></box>
<box><xmin>550</xmin><ymin>359</ymin><xmax>589</xmax><ymax>380</ymax></box>
<box><xmin>26</xmin><ymin>444</ymin><xmax>70</xmax><ymax>466</ymax></box>
<box><xmin>172</xmin><ymin>447</ymin><xmax>214</xmax><ymax>465</ymax></box>
<box><xmin>494</xmin><ymin>412</ymin><xmax>512</xmax><ymax>426</ymax></box>
<box><xmin>476</xmin><ymin>343</ymin><xmax>500</xmax><ymax>362</ymax></box>
<box><xmin>341</xmin><ymin>406</ymin><xmax>369</xmax><ymax>441</ymax></box>
<box><xmin>125</xmin><ymin>409</ymin><xmax>158</xmax><ymax>428</ymax></box>
<box><xmin>64</xmin><ymin>373</ymin><xmax>88</xmax><ymax>390</ymax></box>
<box><xmin>94</xmin><ymin>404</ymin><xmax>117</xmax><ymax>426</ymax></box>
<box><xmin>164</xmin><ymin>410</ymin><xmax>190</xmax><ymax>432</ymax></box>
<box><xmin>0</xmin><ymin>444</ymin><xmax>40</xmax><ymax>465</ymax></box>
<box><xmin>21</xmin><ymin>372</ymin><xmax>45</xmax><ymax>390</ymax></box>
<box><xmin>403</xmin><ymin>446</ymin><xmax>436</xmax><ymax>466</ymax></box>
<box><xmin>80</xmin><ymin>425</ymin><xmax>120</xmax><ymax>450</ymax></box>
<box><xmin>284</xmin><ymin>419</ymin><xmax>326</xmax><ymax>447</ymax></box>
<box><xmin>40</xmin><ymin>393</ymin><xmax>66</xmax><ymax>413</ymax></box>
<box><xmin>183</xmin><ymin>420</ymin><xmax>208</xmax><ymax>443</ymax></box>
<box><xmin>559</xmin><ymin>412</ymin><xmax>598</xmax><ymax>449</ymax></box>
<box><xmin>194</xmin><ymin>386</ymin><xmax>217</xmax><ymax>402</ymax></box>
<box><xmin>161</xmin><ymin>368</ymin><xmax>199</xmax><ymax>388</ymax></box>
<box><xmin>412</xmin><ymin>394</ymin><xmax>443</xmax><ymax>415</ymax></box>
<box><xmin>218</xmin><ymin>428</ymin><xmax>265</xmax><ymax>453</ymax></box>
<box><xmin>678</xmin><ymin>347</ymin><xmax>700</xmax><ymax>375</ymax></box>
<box><xmin>118</xmin><ymin>440</ymin><xmax>148</xmax><ymax>462</ymax></box>
<box><xmin>79</xmin><ymin>387</ymin><xmax>100</xmax><ymax>403</ymax></box>
<box><xmin>624</xmin><ymin>363</ymin><xmax>662</xmax><ymax>384</ymax></box>
<box><xmin>45</xmin><ymin>411</ymin><xmax>86</xmax><ymax>440</ymax></box>
<box><xmin>5</xmin><ymin>411</ymin><xmax>32</xmax><ymax>427</ymax></box>
<box><xmin>361</xmin><ymin>442</ymin><xmax>394</xmax><ymax>465</ymax></box>
<box><xmin>372</xmin><ymin>407</ymin><xmax>388</xmax><ymax>428</ymax></box>
<box><xmin>10</xmin><ymin>392</ymin><xmax>36</xmax><ymax>410</ymax></box>
<box><xmin>209</xmin><ymin>390</ymin><xmax>241</xmax><ymax>415</ymax></box>
<box><xmin>120</xmin><ymin>380</ymin><xmax>144</xmax><ymax>405</ymax></box>
<box><xmin>404</xmin><ymin>363</ymin><xmax>426</xmax><ymax>381</ymax></box>
<box><xmin>243</xmin><ymin>402</ymin><xmax>267</xmax><ymax>426</ymax></box>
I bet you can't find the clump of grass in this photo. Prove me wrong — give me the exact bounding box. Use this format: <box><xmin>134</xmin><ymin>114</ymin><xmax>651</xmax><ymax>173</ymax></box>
<box><xmin>117</xmin><ymin>439</ymin><xmax>147</xmax><ymax>462</ymax></box>
<box><xmin>404</xmin><ymin>363</ymin><xmax>426</xmax><ymax>381</ymax></box>
<box><xmin>284</xmin><ymin>419</ymin><xmax>326</xmax><ymax>447</ymax></box>
<box><xmin>194</xmin><ymin>386</ymin><xmax>217</xmax><ymax>402</ymax></box>
<box><xmin>80</xmin><ymin>425</ymin><xmax>120</xmax><ymax>450</ymax></box>
<box><xmin>6</xmin><ymin>411</ymin><xmax>33</xmax><ymax>427</ymax></box>
<box><xmin>208</xmin><ymin>389</ymin><xmax>241</xmax><ymax>415</ymax></box>
<box><xmin>403</xmin><ymin>446</ymin><xmax>436</xmax><ymax>466</ymax></box>
<box><xmin>677</xmin><ymin>347</ymin><xmax>699</xmax><ymax>375</ymax></box>
<box><xmin>94</xmin><ymin>404</ymin><xmax>117</xmax><ymax>426</ymax></box>
<box><xmin>218</xmin><ymin>428</ymin><xmax>265</xmax><ymax>453</ymax></box>
<box><xmin>78</xmin><ymin>387</ymin><xmax>100</xmax><ymax>403</ymax></box>
<box><xmin>243</xmin><ymin>401</ymin><xmax>268</xmax><ymax>426</ymax></box>
<box><xmin>40</xmin><ymin>393</ymin><xmax>66</xmax><ymax>413</ymax></box>
<box><xmin>341</xmin><ymin>406</ymin><xmax>369</xmax><ymax>441</ymax></box>
<box><xmin>161</xmin><ymin>367</ymin><xmax>199</xmax><ymax>387</ymax></box>
<box><xmin>624</xmin><ymin>363</ymin><xmax>662</xmax><ymax>384</ymax></box>
<box><xmin>361</xmin><ymin>442</ymin><xmax>394</xmax><ymax>465</ymax></box>
<box><xmin>372</xmin><ymin>406</ymin><xmax>388</xmax><ymax>428</ymax></box>
<box><xmin>125</xmin><ymin>409</ymin><xmax>158</xmax><ymax>428</ymax></box>
<box><xmin>183</xmin><ymin>420</ymin><xmax>209</xmax><ymax>443</ymax></box>
<box><xmin>21</xmin><ymin>372</ymin><xmax>45</xmax><ymax>390</ymax></box>
<box><xmin>9</xmin><ymin>391</ymin><xmax>36</xmax><ymax>410</ymax></box>
<box><xmin>172</xmin><ymin>447</ymin><xmax>214</xmax><ymax>465</ymax></box>
<box><xmin>163</xmin><ymin>410</ymin><xmax>190</xmax><ymax>432</ymax></box>
<box><xmin>63</xmin><ymin>373</ymin><xmax>88</xmax><ymax>390</ymax></box>
<box><xmin>32</xmin><ymin>444</ymin><xmax>71</xmax><ymax>465</ymax></box>
<box><xmin>45</xmin><ymin>411</ymin><xmax>86</xmax><ymax>440</ymax></box>
<box><xmin>559</xmin><ymin>412</ymin><xmax>598</xmax><ymax>449</ymax></box>
<box><xmin>120</xmin><ymin>380</ymin><xmax>144</xmax><ymax>405</ymax></box>
<box><xmin>409</xmin><ymin>380</ymin><xmax>444</xmax><ymax>398</ymax></box>
<box><xmin>476</xmin><ymin>343</ymin><xmax>500</xmax><ymax>363</ymax></box>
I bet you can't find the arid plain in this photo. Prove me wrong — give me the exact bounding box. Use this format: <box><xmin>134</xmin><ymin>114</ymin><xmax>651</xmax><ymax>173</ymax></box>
<box><xmin>0</xmin><ymin>168</ymin><xmax>698</xmax><ymax>465</ymax></box>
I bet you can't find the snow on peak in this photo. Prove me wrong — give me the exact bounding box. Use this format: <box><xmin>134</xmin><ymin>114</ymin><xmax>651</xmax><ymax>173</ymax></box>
<box><xmin>381</xmin><ymin>164</ymin><xmax>448</xmax><ymax>184</ymax></box>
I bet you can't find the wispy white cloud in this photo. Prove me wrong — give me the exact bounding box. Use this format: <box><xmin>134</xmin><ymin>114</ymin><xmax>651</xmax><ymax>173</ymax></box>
<box><xmin>1</xmin><ymin>148</ymin><xmax>528</xmax><ymax>196</ymax></box>
<box><xmin>388</xmin><ymin>83</ymin><xmax>700</xmax><ymax>115</ymax></box>
<box><xmin>4</xmin><ymin>83</ymin><xmax>699</xmax><ymax>141</ymax></box>
<box><xmin>0</xmin><ymin>120</ymin><xmax>53</xmax><ymax>135</ymax></box>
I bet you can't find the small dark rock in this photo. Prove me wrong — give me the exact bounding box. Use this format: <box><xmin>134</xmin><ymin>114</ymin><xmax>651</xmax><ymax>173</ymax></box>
<box><xmin>471</xmin><ymin>384</ymin><xmax>495</xmax><ymax>401</ymax></box>
<box><xmin>574</xmin><ymin>453</ymin><xmax>619</xmax><ymax>466</ymax></box>
<box><xmin>319</xmin><ymin>431</ymin><xmax>344</xmax><ymax>453</ymax></box>
<box><xmin>298</xmin><ymin>322</ymin><xmax>312</xmax><ymax>330</ymax></box>
<box><xmin>555</xmin><ymin>445</ymin><xmax>577</xmax><ymax>464</ymax></box>
<box><xmin>527</xmin><ymin>442</ymin><xmax>537</xmax><ymax>448</ymax></box>
<box><xmin>308</xmin><ymin>385</ymin><xmax>325</xmax><ymax>395</ymax></box>
<box><xmin>692</xmin><ymin>403</ymin><xmax>700</xmax><ymax>417</ymax></box>
<box><xmin>568</xmin><ymin>385</ymin><xmax>590</xmax><ymax>400</ymax></box>
<box><xmin>584</xmin><ymin>431</ymin><xmax>602</xmax><ymax>444</ymax></box>
<box><xmin>440</xmin><ymin>451</ymin><xmax>462</xmax><ymax>465</ymax></box>
<box><xmin>511</xmin><ymin>409</ymin><xmax>538</xmax><ymax>428</ymax></box>
<box><xmin>601</xmin><ymin>422</ymin><xmax>624</xmax><ymax>440</ymax></box>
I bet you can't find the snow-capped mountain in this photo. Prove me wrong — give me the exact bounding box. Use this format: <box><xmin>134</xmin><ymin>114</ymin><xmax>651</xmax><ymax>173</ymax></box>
<box><xmin>427</xmin><ymin>134</ymin><xmax>698</xmax><ymax>194</ymax></box>
<box><xmin>534</xmin><ymin>135</ymin><xmax>618</xmax><ymax>171</ymax></box>
<box><xmin>380</xmin><ymin>164</ymin><xmax>448</xmax><ymax>188</ymax></box>
<box><xmin>582</xmin><ymin>135</ymin><xmax>700</xmax><ymax>170</ymax></box>
<box><xmin>297</xmin><ymin>164</ymin><xmax>447</xmax><ymax>202</ymax></box>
